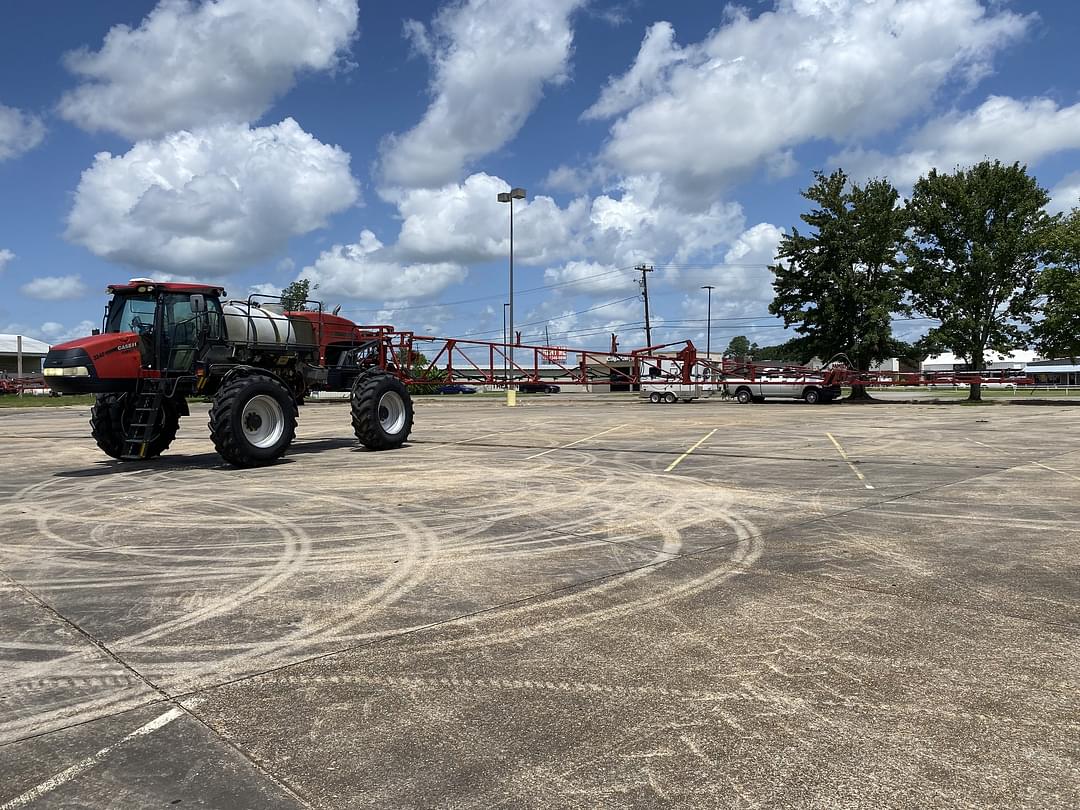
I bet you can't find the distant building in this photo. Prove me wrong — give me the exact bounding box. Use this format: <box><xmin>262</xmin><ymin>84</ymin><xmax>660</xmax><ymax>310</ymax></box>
<box><xmin>920</xmin><ymin>350</ymin><xmax>1039</xmax><ymax>373</ymax></box>
<box><xmin>0</xmin><ymin>334</ymin><xmax>50</xmax><ymax>375</ymax></box>
<box><xmin>1024</xmin><ymin>359</ymin><xmax>1080</xmax><ymax>386</ymax></box>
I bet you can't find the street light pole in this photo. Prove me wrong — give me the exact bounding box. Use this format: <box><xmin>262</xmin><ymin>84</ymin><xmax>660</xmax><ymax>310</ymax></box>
<box><xmin>502</xmin><ymin>302</ymin><xmax>509</xmax><ymax>385</ymax></box>
<box><xmin>701</xmin><ymin>285</ymin><xmax>715</xmax><ymax>359</ymax></box>
<box><xmin>497</xmin><ymin>187</ymin><xmax>526</xmax><ymax>404</ymax></box>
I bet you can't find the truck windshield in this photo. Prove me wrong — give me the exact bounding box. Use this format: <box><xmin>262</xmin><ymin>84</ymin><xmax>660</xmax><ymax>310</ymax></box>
<box><xmin>106</xmin><ymin>294</ymin><xmax>156</xmax><ymax>334</ymax></box>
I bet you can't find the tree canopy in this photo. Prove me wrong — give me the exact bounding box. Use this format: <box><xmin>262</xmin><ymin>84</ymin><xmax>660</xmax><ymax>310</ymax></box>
<box><xmin>1031</xmin><ymin>208</ymin><xmax>1080</xmax><ymax>360</ymax></box>
<box><xmin>280</xmin><ymin>279</ymin><xmax>316</xmax><ymax>311</ymax></box>
<box><xmin>769</xmin><ymin>169</ymin><xmax>908</xmax><ymax>397</ymax></box>
<box><xmin>905</xmin><ymin>160</ymin><xmax>1055</xmax><ymax>400</ymax></box>
<box><xmin>723</xmin><ymin>335</ymin><xmax>756</xmax><ymax>359</ymax></box>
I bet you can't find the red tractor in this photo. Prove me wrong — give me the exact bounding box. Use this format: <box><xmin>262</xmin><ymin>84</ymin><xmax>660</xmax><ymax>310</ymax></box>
<box><xmin>43</xmin><ymin>279</ymin><xmax>414</xmax><ymax>467</ymax></box>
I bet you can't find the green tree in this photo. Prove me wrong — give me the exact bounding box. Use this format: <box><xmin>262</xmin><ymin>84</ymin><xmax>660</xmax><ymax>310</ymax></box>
<box><xmin>751</xmin><ymin>341</ymin><xmax>806</xmax><ymax>363</ymax></box>
<box><xmin>1032</xmin><ymin>208</ymin><xmax>1080</xmax><ymax>360</ymax></box>
<box><xmin>280</xmin><ymin>279</ymin><xmax>316</xmax><ymax>311</ymax></box>
<box><xmin>906</xmin><ymin>161</ymin><xmax>1056</xmax><ymax>401</ymax></box>
<box><xmin>723</xmin><ymin>335</ymin><xmax>753</xmax><ymax>359</ymax></box>
<box><xmin>395</xmin><ymin>349</ymin><xmax>446</xmax><ymax>394</ymax></box>
<box><xmin>769</xmin><ymin>169</ymin><xmax>908</xmax><ymax>399</ymax></box>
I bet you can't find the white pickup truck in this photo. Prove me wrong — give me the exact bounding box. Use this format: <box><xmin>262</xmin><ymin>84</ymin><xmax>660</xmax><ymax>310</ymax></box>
<box><xmin>724</xmin><ymin>373</ymin><xmax>841</xmax><ymax>404</ymax></box>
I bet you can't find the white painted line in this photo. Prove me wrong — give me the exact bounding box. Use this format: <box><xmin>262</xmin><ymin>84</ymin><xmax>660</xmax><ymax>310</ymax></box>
<box><xmin>1</xmin><ymin>706</ymin><xmax>187</xmax><ymax>809</ymax></box>
<box><xmin>665</xmin><ymin>428</ymin><xmax>718</xmax><ymax>473</ymax></box>
<box><xmin>826</xmin><ymin>432</ymin><xmax>875</xmax><ymax>490</ymax></box>
<box><xmin>524</xmin><ymin>423</ymin><xmax>628</xmax><ymax>460</ymax></box>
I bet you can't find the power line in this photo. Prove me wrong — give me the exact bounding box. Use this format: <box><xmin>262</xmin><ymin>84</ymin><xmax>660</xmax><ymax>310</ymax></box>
<box><xmin>338</xmin><ymin>264</ymin><xmax>640</xmax><ymax>316</ymax></box>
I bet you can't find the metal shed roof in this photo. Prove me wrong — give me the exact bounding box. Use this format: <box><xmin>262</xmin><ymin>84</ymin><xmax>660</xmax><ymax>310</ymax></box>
<box><xmin>0</xmin><ymin>334</ymin><xmax>51</xmax><ymax>355</ymax></box>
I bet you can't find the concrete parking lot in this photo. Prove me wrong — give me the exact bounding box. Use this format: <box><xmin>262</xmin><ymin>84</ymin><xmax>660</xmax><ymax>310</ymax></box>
<box><xmin>1</xmin><ymin>395</ymin><xmax>1078</xmax><ymax>808</ymax></box>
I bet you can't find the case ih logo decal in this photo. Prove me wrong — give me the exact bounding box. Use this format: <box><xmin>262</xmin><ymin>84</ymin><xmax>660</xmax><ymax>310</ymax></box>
<box><xmin>93</xmin><ymin>342</ymin><xmax>137</xmax><ymax>361</ymax></box>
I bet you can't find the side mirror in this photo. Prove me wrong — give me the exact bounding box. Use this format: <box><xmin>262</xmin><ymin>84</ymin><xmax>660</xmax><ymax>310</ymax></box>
<box><xmin>92</xmin><ymin>329</ymin><xmax>101</xmax><ymax>336</ymax></box>
<box><xmin>190</xmin><ymin>294</ymin><xmax>206</xmax><ymax>312</ymax></box>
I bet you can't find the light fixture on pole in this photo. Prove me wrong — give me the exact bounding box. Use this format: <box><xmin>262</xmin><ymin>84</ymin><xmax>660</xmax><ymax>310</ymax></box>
<box><xmin>497</xmin><ymin>186</ymin><xmax>526</xmax><ymax>404</ymax></box>
<box><xmin>701</xmin><ymin>285</ymin><xmax>715</xmax><ymax>362</ymax></box>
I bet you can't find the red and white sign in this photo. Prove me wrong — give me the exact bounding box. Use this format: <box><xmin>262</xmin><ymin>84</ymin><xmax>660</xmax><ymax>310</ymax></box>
<box><xmin>540</xmin><ymin>347</ymin><xmax>567</xmax><ymax>363</ymax></box>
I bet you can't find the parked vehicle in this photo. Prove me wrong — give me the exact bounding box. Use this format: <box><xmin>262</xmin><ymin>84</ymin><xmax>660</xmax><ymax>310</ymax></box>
<box><xmin>725</xmin><ymin>373</ymin><xmax>841</xmax><ymax>404</ymax></box>
<box><xmin>438</xmin><ymin>383</ymin><xmax>477</xmax><ymax>394</ymax></box>
<box><xmin>642</xmin><ymin>383</ymin><xmax>711</xmax><ymax>404</ymax></box>
<box><xmin>42</xmin><ymin>280</ymin><xmax>414</xmax><ymax>467</ymax></box>
<box><xmin>518</xmin><ymin>382</ymin><xmax>561</xmax><ymax>393</ymax></box>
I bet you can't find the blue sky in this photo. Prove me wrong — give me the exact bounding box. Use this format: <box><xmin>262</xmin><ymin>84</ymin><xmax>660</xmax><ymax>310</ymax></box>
<box><xmin>1</xmin><ymin>0</ymin><xmax>1078</xmax><ymax>354</ymax></box>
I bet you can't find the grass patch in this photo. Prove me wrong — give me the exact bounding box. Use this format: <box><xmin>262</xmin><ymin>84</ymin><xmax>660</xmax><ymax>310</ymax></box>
<box><xmin>0</xmin><ymin>394</ymin><xmax>97</xmax><ymax>408</ymax></box>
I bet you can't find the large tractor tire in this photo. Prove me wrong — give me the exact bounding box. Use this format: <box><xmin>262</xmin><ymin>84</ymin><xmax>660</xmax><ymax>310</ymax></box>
<box><xmin>352</xmin><ymin>372</ymin><xmax>414</xmax><ymax>450</ymax></box>
<box><xmin>209</xmin><ymin>374</ymin><xmax>297</xmax><ymax>467</ymax></box>
<box><xmin>91</xmin><ymin>393</ymin><xmax>180</xmax><ymax>461</ymax></box>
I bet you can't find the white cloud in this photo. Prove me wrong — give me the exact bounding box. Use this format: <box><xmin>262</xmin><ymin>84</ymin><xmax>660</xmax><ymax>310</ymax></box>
<box><xmin>394</xmin><ymin>173</ymin><xmax>589</xmax><ymax>265</ymax></box>
<box><xmin>1049</xmin><ymin>172</ymin><xmax>1080</xmax><ymax>215</ymax></box>
<box><xmin>300</xmin><ymin>229</ymin><xmax>467</xmax><ymax>301</ymax></box>
<box><xmin>390</xmin><ymin>171</ymin><xmax>743</xmax><ymax>271</ymax></box>
<box><xmin>37</xmin><ymin>320</ymin><xmax>98</xmax><ymax>343</ymax></box>
<box><xmin>588</xmin><ymin>0</ymin><xmax>1030</xmax><ymax>197</ymax></box>
<box><xmin>835</xmin><ymin>96</ymin><xmax>1080</xmax><ymax>187</ymax></box>
<box><xmin>583</xmin><ymin>21</ymin><xmax>684</xmax><ymax>120</ymax></box>
<box><xmin>543</xmin><ymin>261</ymin><xmax>638</xmax><ymax>295</ymax></box>
<box><xmin>379</xmin><ymin>0</ymin><xmax>584</xmax><ymax>188</ymax></box>
<box><xmin>66</xmin><ymin>118</ymin><xmax>358</xmax><ymax>275</ymax></box>
<box><xmin>0</xmin><ymin>249</ymin><xmax>14</xmax><ymax>272</ymax></box>
<box><xmin>20</xmin><ymin>275</ymin><xmax>89</xmax><ymax>301</ymax></box>
<box><xmin>58</xmin><ymin>0</ymin><xmax>358</xmax><ymax>139</ymax></box>
<box><xmin>0</xmin><ymin>104</ymin><xmax>45</xmax><ymax>161</ymax></box>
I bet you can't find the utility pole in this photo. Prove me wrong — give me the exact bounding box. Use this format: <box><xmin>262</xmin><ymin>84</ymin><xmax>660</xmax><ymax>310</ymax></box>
<box><xmin>701</xmin><ymin>285</ymin><xmax>715</xmax><ymax>358</ymax></box>
<box><xmin>637</xmin><ymin>264</ymin><xmax>654</xmax><ymax>347</ymax></box>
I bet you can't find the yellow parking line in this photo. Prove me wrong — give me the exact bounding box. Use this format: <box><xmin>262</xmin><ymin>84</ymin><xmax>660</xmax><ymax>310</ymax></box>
<box><xmin>665</xmin><ymin>428</ymin><xmax>718</xmax><ymax>473</ymax></box>
<box><xmin>525</xmin><ymin>423</ymin><xmax>628</xmax><ymax>460</ymax></box>
<box><xmin>826</xmin><ymin>432</ymin><xmax>874</xmax><ymax>490</ymax></box>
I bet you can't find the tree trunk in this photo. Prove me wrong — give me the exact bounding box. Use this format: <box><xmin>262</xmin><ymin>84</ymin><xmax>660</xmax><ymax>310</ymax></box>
<box><xmin>846</xmin><ymin>385</ymin><xmax>873</xmax><ymax>401</ymax></box>
<box><xmin>968</xmin><ymin>349</ymin><xmax>984</xmax><ymax>402</ymax></box>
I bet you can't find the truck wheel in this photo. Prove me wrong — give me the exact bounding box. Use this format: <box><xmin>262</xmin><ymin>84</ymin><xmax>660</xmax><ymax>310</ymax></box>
<box><xmin>352</xmin><ymin>372</ymin><xmax>414</xmax><ymax>450</ymax></box>
<box><xmin>804</xmin><ymin>387</ymin><xmax>821</xmax><ymax>404</ymax></box>
<box><xmin>209</xmin><ymin>374</ymin><xmax>297</xmax><ymax>467</ymax></box>
<box><xmin>664</xmin><ymin>392</ymin><xmax>677</xmax><ymax>403</ymax></box>
<box><xmin>649</xmin><ymin>392</ymin><xmax>660</xmax><ymax>403</ymax></box>
<box><xmin>735</xmin><ymin>388</ymin><xmax>753</xmax><ymax>404</ymax></box>
<box><xmin>91</xmin><ymin>393</ymin><xmax>180</xmax><ymax>461</ymax></box>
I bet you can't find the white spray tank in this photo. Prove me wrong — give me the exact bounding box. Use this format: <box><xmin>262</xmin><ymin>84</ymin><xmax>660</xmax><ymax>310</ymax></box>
<box><xmin>222</xmin><ymin>301</ymin><xmax>313</xmax><ymax>347</ymax></box>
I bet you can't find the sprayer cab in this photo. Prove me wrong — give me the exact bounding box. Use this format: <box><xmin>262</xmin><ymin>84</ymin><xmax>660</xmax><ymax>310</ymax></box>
<box><xmin>43</xmin><ymin>280</ymin><xmax>228</xmax><ymax>393</ymax></box>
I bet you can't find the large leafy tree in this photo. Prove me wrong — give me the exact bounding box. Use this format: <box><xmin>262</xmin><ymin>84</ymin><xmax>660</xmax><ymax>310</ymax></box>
<box><xmin>906</xmin><ymin>161</ymin><xmax>1056</xmax><ymax>400</ymax></box>
<box><xmin>723</xmin><ymin>335</ymin><xmax>756</xmax><ymax>359</ymax></box>
<box><xmin>770</xmin><ymin>170</ymin><xmax>907</xmax><ymax>398</ymax></box>
<box><xmin>280</xmin><ymin>279</ymin><xmax>315</xmax><ymax>311</ymax></box>
<box><xmin>1032</xmin><ymin>208</ymin><xmax>1080</xmax><ymax>360</ymax></box>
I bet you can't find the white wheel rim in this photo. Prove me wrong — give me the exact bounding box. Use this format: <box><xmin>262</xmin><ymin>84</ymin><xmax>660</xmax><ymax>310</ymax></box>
<box><xmin>242</xmin><ymin>394</ymin><xmax>285</xmax><ymax>448</ymax></box>
<box><xmin>378</xmin><ymin>390</ymin><xmax>407</xmax><ymax>434</ymax></box>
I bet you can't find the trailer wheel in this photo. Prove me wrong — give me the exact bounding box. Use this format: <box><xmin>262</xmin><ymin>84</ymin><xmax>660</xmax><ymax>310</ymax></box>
<box><xmin>352</xmin><ymin>372</ymin><xmax>414</xmax><ymax>450</ymax></box>
<box><xmin>735</xmin><ymin>387</ymin><xmax>753</xmax><ymax>404</ymax></box>
<box><xmin>804</xmin><ymin>387</ymin><xmax>821</xmax><ymax>405</ymax></box>
<box><xmin>649</xmin><ymin>392</ymin><xmax>660</xmax><ymax>403</ymax></box>
<box><xmin>209</xmin><ymin>374</ymin><xmax>297</xmax><ymax>467</ymax></box>
<box><xmin>91</xmin><ymin>393</ymin><xmax>180</xmax><ymax>461</ymax></box>
<box><xmin>664</xmin><ymin>392</ymin><xmax>678</xmax><ymax>404</ymax></box>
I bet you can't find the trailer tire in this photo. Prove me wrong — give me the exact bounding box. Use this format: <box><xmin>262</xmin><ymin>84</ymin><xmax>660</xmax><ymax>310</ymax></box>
<box><xmin>91</xmin><ymin>393</ymin><xmax>180</xmax><ymax>461</ymax></box>
<box><xmin>209</xmin><ymin>374</ymin><xmax>297</xmax><ymax>467</ymax></box>
<box><xmin>664</xmin><ymin>392</ymin><xmax>677</xmax><ymax>404</ymax></box>
<box><xmin>649</xmin><ymin>392</ymin><xmax>660</xmax><ymax>403</ymax></box>
<box><xmin>352</xmin><ymin>372</ymin><xmax>414</xmax><ymax>450</ymax></box>
<box><xmin>735</xmin><ymin>387</ymin><xmax>753</xmax><ymax>404</ymax></box>
<box><xmin>804</xmin><ymin>387</ymin><xmax>821</xmax><ymax>405</ymax></box>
